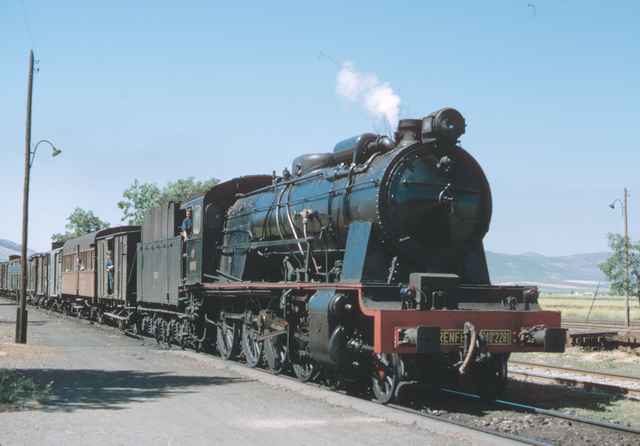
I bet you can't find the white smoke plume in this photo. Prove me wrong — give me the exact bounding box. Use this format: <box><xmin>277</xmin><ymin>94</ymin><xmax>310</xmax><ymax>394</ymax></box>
<box><xmin>336</xmin><ymin>61</ymin><xmax>401</xmax><ymax>128</ymax></box>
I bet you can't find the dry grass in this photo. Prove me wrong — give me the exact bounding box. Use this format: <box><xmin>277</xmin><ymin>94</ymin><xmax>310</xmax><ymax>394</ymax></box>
<box><xmin>539</xmin><ymin>295</ymin><xmax>640</xmax><ymax>322</ymax></box>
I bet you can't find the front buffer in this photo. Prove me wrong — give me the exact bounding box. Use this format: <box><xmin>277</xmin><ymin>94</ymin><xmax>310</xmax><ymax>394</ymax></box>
<box><xmin>306</xmin><ymin>280</ymin><xmax>564</xmax><ymax>404</ymax></box>
<box><xmin>358</xmin><ymin>282</ymin><xmax>564</xmax><ymax>403</ymax></box>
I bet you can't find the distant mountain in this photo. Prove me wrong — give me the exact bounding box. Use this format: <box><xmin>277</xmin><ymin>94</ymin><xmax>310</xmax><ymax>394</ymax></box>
<box><xmin>0</xmin><ymin>239</ymin><xmax>35</xmax><ymax>261</ymax></box>
<box><xmin>486</xmin><ymin>251</ymin><xmax>610</xmax><ymax>292</ymax></box>
<box><xmin>0</xmin><ymin>237</ymin><xmax>610</xmax><ymax>292</ymax></box>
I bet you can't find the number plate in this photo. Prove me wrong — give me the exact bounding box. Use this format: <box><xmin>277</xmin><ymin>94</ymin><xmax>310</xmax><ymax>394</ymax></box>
<box><xmin>440</xmin><ymin>329</ymin><xmax>512</xmax><ymax>345</ymax></box>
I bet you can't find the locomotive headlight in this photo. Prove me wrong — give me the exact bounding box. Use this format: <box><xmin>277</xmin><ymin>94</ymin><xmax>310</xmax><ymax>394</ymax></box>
<box><xmin>421</xmin><ymin>108</ymin><xmax>466</xmax><ymax>143</ymax></box>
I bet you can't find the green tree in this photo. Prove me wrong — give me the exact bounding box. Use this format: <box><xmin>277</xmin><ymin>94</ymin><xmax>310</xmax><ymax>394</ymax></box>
<box><xmin>599</xmin><ymin>233</ymin><xmax>640</xmax><ymax>296</ymax></box>
<box><xmin>160</xmin><ymin>177</ymin><xmax>219</xmax><ymax>204</ymax></box>
<box><xmin>51</xmin><ymin>208</ymin><xmax>110</xmax><ymax>243</ymax></box>
<box><xmin>117</xmin><ymin>179</ymin><xmax>162</xmax><ymax>225</ymax></box>
<box><xmin>118</xmin><ymin>177</ymin><xmax>219</xmax><ymax>225</ymax></box>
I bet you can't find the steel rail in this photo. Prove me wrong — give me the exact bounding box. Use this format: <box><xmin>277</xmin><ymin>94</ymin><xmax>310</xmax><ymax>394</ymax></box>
<box><xmin>385</xmin><ymin>403</ymin><xmax>551</xmax><ymax>446</ymax></box>
<box><xmin>510</xmin><ymin>360</ymin><xmax>640</xmax><ymax>383</ymax></box>
<box><xmin>240</xmin><ymin>364</ymin><xmax>552</xmax><ymax>446</ymax></box>
<box><xmin>564</xmin><ymin>319</ymin><xmax>640</xmax><ymax>326</ymax></box>
<box><xmin>563</xmin><ymin>320</ymin><xmax>640</xmax><ymax>330</ymax></box>
<box><xmin>509</xmin><ymin>362</ymin><xmax>640</xmax><ymax>400</ymax></box>
<box><xmin>441</xmin><ymin>388</ymin><xmax>640</xmax><ymax>436</ymax></box>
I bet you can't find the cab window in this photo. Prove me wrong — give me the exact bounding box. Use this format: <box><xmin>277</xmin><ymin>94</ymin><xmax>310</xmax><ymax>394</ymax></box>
<box><xmin>193</xmin><ymin>205</ymin><xmax>202</xmax><ymax>236</ymax></box>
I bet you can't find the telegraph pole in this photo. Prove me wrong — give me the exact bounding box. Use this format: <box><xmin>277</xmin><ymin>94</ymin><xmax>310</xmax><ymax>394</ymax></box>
<box><xmin>624</xmin><ymin>188</ymin><xmax>631</xmax><ymax>328</ymax></box>
<box><xmin>16</xmin><ymin>50</ymin><xmax>34</xmax><ymax>344</ymax></box>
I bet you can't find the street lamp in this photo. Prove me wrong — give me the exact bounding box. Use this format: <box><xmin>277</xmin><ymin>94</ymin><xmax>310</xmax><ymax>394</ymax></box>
<box><xmin>15</xmin><ymin>49</ymin><xmax>63</xmax><ymax>344</ymax></box>
<box><xmin>31</xmin><ymin>140</ymin><xmax>62</xmax><ymax>167</ymax></box>
<box><xmin>15</xmin><ymin>139</ymin><xmax>62</xmax><ymax>344</ymax></box>
<box><xmin>609</xmin><ymin>188</ymin><xmax>631</xmax><ymax>328</ymax></box>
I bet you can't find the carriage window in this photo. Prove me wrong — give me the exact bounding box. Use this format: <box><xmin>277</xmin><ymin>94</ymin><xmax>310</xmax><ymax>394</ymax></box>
<box><xmin>78</xmin><ymin>251</ymin><xmax>91</xmax><ymax>272</ymax></box>
<box><xmin>193</xmin><ymin>205</ymin><xmax>202</xmax><ymax>236</ymax></box>
<box><xmin>63</xmin><ymin>255</ymin><xmax>74</xmax><ymax>272</ymax></box>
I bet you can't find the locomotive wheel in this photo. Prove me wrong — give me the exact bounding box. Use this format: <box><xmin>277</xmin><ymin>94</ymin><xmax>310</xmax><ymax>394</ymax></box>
<box><xmin>473</xmin><ymin>355</ymin><xmax>508</xmax><ymax>401</ymax></box>
<box><xmin>216</xmin><ymin>320</ymin><xmax>240</xmax><ymax>360</ymax></box>
<box><xmin>292</xmin><ymin>357</ymin><xmax>320</xmax><ymax>382</ymax></box>
<box><xmin>162</xmin><ymin>320</ymin><xmax>171</xmax><ymax>346</ymax></box>
<box><xmin>371</xmin><ymin>353</ymin><xmax>400</xmax><ymax>404</ymax></box>
<box><xmin>133</xmin><ymin>317</ymin><xmax>143</xmax><ymax>336</ymax></box>
<box><xmin>264</xmin><ymin>334</ymin><xmax>287</xmax><ymax>374</ymax></box>
<box><xmin>167</xmin><ymin>320</ymin><xmax>177</xmax><ymax>346</ymax></box>
<box><xmin>154</xmin><ymin>319</ymin><xmax>163</xmax><ymax>344</ymax></box>
<box><xmin>241</xmin><ymin>322</ymin><xmax>262</xmax><ymax>368</ymax></box>
<box><xmin>178</xmin><ymin>319</ymin><xmax>189</xmax><ymax>349</ymax></box>
<box><xmin>142</xmin><ymin>316</ymin><xmax>152</xmax><ymax>336</ymax></box>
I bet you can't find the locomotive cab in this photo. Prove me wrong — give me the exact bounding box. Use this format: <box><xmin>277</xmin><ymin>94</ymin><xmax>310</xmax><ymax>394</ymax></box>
<box><xmin>181</xmin><ymin>196</ymin><xmax>205</xmax><ymax>285</ymax></box>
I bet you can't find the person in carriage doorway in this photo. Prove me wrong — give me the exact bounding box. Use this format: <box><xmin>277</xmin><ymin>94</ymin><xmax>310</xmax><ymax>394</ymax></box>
<box><xmin>105</xmin><ymin>251</ymin><xmax>114</xmax><ymax>295</ymax></box>
<box><xmin>181</xmin><ymin>208</ymin><xmax>193</xmax><ymax>240</ymax></box>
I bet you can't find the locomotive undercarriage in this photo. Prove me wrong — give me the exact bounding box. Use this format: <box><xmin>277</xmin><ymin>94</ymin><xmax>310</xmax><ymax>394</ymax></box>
<box><xmin>20</xmin><ymin>281</ymin><xmax>555</xmax><ymax>404</ymax></box>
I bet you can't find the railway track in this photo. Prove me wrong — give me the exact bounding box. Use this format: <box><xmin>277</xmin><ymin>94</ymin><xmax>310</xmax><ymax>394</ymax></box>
<box><xmin>21</xmin><ymin>300</ymin><xmax>640</xmax><ymax>445</ymax></box>
<box><xmin>561</xmin><ymin>320</ymin><xmax>640</xmax><ymax>349</ymax></box>
<box><xmin>441</xmin><ymin>388</ymin><xmax>640</xmax><ymax>436</ymax></box>
<box><xmin>563</xmin><ymin>320</ymin><xmax>640</xmax><ymax>331</ymax></box>
<box><xmin>509</xmin><ymin>360</ymin><xmax>640</xmax><ymax>400</ymax></box>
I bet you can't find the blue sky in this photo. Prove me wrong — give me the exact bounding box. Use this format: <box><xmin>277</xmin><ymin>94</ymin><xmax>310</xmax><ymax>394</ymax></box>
<box><xmin>1</xmin><ymin>1</ymin><xmax>638</xmax><ymax>255</ymax></box>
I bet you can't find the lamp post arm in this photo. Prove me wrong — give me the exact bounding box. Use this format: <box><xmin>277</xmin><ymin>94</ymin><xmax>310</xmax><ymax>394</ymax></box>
<box><xmin>29</xmin><ymin>139</ymin><xmax>57</xmax><ymax>168</ymax></box>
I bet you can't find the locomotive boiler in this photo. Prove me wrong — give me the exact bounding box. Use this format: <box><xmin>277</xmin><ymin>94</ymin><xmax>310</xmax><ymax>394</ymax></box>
<box><xmin>220</xmin><ymin>108</ymin><xmax>491</xmax><ymax>285</ymax></box>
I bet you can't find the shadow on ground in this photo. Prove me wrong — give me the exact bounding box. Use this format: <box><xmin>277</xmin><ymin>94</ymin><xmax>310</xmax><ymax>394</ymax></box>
<box><xmin>412</xmin><ymin>378</ymin><xmax>629</xmax><ymax>416</ymax></box>
<box><xmin>12</xmin><ymin>368</ymin><xmax>252</xmax><ymax>412</ymax></box>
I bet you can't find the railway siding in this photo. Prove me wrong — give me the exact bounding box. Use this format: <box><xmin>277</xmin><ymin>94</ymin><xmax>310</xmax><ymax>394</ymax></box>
<box><xmin>509</xmin><ymin>361</ymin><xmax>640</xmax><ymax>400</ymax></box>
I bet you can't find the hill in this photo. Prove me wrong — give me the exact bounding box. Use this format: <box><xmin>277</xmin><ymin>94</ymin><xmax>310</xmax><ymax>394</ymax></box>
<box><xmin>0</xmin><ymin>239</ymin><xmax>35</xmax><ymax>261</ymax></box>
<box><xmin>486</xmin><ymin>251</ymin><xmax>609</xmax><ymax>292</ymax></box>
<box><xmin>0</xmin><ymin>238</ymin><xmax>610</xmax><ymax>292</ymax></box>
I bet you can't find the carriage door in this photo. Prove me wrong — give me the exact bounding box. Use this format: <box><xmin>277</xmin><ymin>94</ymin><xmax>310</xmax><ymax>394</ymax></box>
<box><xmin>75</xmin><ymin>246</ymin><xmax>80</xmax><ymax>296</ymax></box>
<box><xmin>96</xmin><ymin>239</ymin><xmax>107</xmax><ymax>298</ymax></box>
<box><xmin>55</xmin><ymin>251</ymin><xmax>62</xmax><ymax>296</ymax></box>
<box><xmin>41</xmin><ymin>255</ymin><xmax>49</xmax><ymax>296</ymax></box>
<box><xmin>115</xmin><ymin>235</ymin><xmax>127</xmax><ymax>300</ymax></box>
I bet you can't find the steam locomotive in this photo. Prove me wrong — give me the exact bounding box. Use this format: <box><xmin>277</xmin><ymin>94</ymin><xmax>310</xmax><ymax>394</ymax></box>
<box><xmin>0</xmin><ymin>108</ymin><xmax>565</xmax><ymax>403</ymax></box>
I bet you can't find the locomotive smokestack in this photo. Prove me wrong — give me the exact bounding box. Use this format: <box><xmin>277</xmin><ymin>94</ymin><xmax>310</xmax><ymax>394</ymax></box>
<box><xmin>395</xmin><ymin>119</ymin><xmax>422</xmax><ymax>145</ymax></box>
<box><xmin>421</xmin><ymin>108</ymin><xmax>466</xmax><ymax>142</ymax></box>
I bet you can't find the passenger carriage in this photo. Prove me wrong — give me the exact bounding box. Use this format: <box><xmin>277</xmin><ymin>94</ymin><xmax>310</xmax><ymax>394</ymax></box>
<box><xmin>60</xmin><ymin>226</ymin><xmax>140</xmax><ymax>318</ymax></box>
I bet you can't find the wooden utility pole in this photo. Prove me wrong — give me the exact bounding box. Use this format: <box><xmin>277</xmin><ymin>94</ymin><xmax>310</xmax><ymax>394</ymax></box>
<box><xmin>16</xmin><ymin>49</ymin><xmax>34</xmax><ymax>344</ymax></box>
<box><xmin>624</xmin><ymin>187</ymin><xmax>631</xmax><ymax>328</ymax></box>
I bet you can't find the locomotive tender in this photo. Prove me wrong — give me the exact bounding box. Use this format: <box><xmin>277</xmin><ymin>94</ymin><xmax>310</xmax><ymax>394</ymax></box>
<box><xmin>0</xmin><ymin>108</ymin><xmax>565</xmax><ymax>403</ymax></box>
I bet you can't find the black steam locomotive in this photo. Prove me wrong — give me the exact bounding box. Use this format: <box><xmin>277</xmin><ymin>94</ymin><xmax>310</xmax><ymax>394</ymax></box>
<box><xmin>1</xmin><ymin>108</ymin><xmax>564</xmax><ymax>403</ymax></box>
